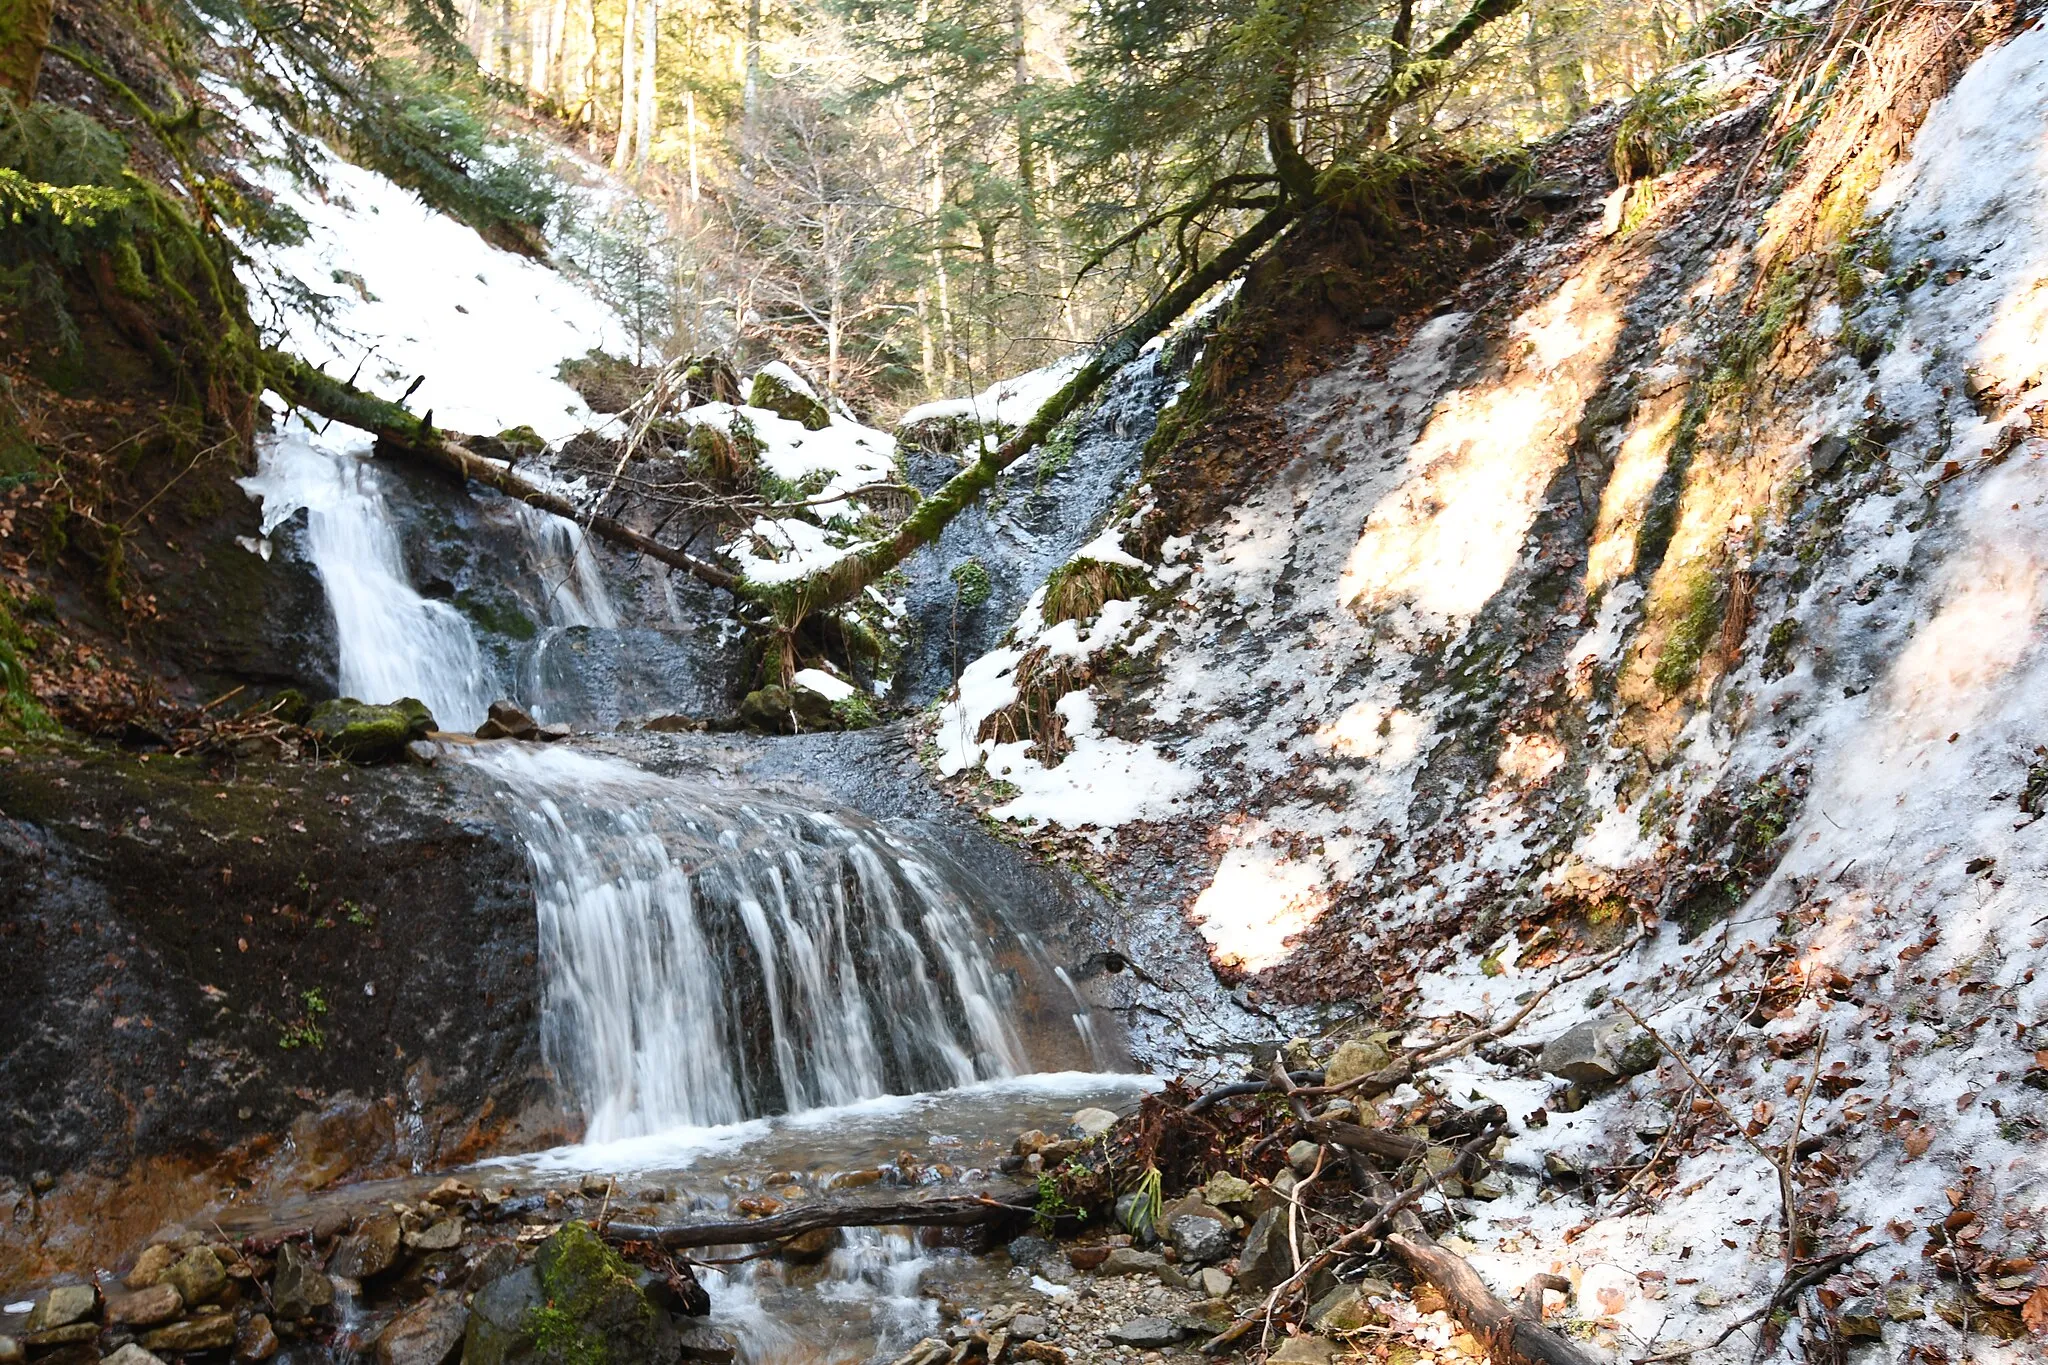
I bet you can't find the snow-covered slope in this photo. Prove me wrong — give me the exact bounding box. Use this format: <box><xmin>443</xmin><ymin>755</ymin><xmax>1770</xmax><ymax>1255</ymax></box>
<box><xmin>931</xmin><ymin>12</ymin><xmax>2048</xmax><ymax>1358</ymax></box>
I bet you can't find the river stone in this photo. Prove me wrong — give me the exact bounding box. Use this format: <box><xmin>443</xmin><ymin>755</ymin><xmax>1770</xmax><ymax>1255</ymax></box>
<box><xmin>1009</xmin><ymin>1315</ymin><xmax>1050</xmax><ymax>1341</ymax></box>
<box><xmin>101</xmin><ymin>1347</ymin><xmax>166</xmax><ymax>1365</ymax></box>
<box><xmin>271</xmin><ymin>1242</ymin><xmax>334</xmax><ymax>1319</ymax></box>
<box><xmin>1268</xmin><ymin>1336</ymin><xmax>1335</xmax><ymax>1364</ymax></box>
<box><xmin>1006</xmin><ymin>1234</ymin><xmax>1058</xmax><ymax>1269</ymax></box>
<box><xmin>461</xmin><ymin>1265</ymin><xmax>541</xmax><ymax>1365</ymax></box>
<box><xmin>1103</xmin><ymin>1318</ymin><xmax>1183</xmax><ymax>1348</ymax></box>
<box><xmin>1198</xmin><ymin>1267</ymin><xmax>1234</xmax><ymax>1298</ymax></box>
<box><xmin>0</xmin><ymin>1337</ymin><xmax>19</xmax><ymax>1365</ymax></box>
<box><xmin>236</xmin><ymin>1312</ymin><xmax>280</xmax><ymax>1361</ymax></box>
<box><xmin>25</xmin><ymin>1286</ymin><xmax>98</xmax><ymax>1332</ymax></box>
<box><xmin>1306</xmin><ymin>1281</ymin><xmax>1390</xmax><ymax>1332</ymax></box>
<box><xmin>1168</xmin><ymin>1215</ymin><xmax>1232</xmax><ymax>1267</ymax></box>
<box><xmin>1161</xmin><ymin>1195</ymin><xmax>1231</xmax><ymax>1228</ymax></box>
<box><xmin>406</xmin><ymin>1218</ymin><xmax>465</xmax><ymax>1252</ymax></box>
<box><xmin>376</xmin><ymin>1292</ymin><xmax>468</xmax><ymax>1365</ymax></box>
<box><xmin>23</xmin><ymin>1324</ymin><xmax>98</xmax><ymax>1348</ymax></box>
<box><xmin>1235</xmin><ymin>1208</ymin><xmax>1294</xmax><ymax>1294</ymax></box>
<box><xmin>1111</xmin><ymin>1191</ymin><xmax>1158</xmax><ymax>1242</ymax></box>
<box><xmin>126</xmin><ymin>1245</ymin><xmax>179</xmax><ymax>1290</ymax></box>
<box><xmin>533</xmin><ymin>1222</ymin><xmax>655</xmax><ymax>1362</ymax></box>
<box><xmin>104</xmin><ymin>1285</ymin><xmax>181</xmax><ymax>1327</ymax></box>
<box><xmin>142</xmin><ymin>1313</ymin><xmax>236</xmax><ymax>1353</ymax></box>
<box><xmin>673</xmin><ymin>1323</ymin><xmax>738</xmax><ymax>1363</ymax></box>
<box><xmin>1068</xmin><ymin>1107</ymin><xmax>1118</xmax><ymax>1139</ymax></box>
<box><xmin>1095</xmin><ymin>1249</ymin><xmax>1169</xmax><ymax>1279</ymax></box>
<box><xmin>331</xmin><ymin>1215</ymin><xmax>405</xmax><ymax>1280</ymax></box>
<box><xmin>1323</xmin><ymin>1038</ymin><xmax>1393</xmax><ymax>1088</ymax></box>
<box><xmin>475</xmin><ymin>701</ymin><xmax>539</xmax><ymax>742</ymax></box>
<box><xmin>747</xmin><ymin>368</ymin><xmax>831</xmax><ymax>431</ymax></box>
<box><xmin>161</xmin><ymin>1249</ymin><xmax>227</xmax><ymax>1307</ymax></box>
<box><xmin>1199</xmin><ymin>1173</ymin><xmax>1257</xmax><ymax>1210</ymax></box>
<box><xmin>1836</xmin><ymin>1298</ymin><xmax>1883</xmax><ymax>1339</ymax></box>
<box><xmin>1287</xmin><ymin>1140</ymin><xmax>1323</xmax><ymax>1174</ymax></box>
<box><xmin>306</xmin><ymin>698</ymin><xmax>436</xmax><ymax>762</ymax></box>
<box><xmin>1539</xmin><ymin>1016</ymin><xmax>1657</xmax><ymax>1085</ymax></box>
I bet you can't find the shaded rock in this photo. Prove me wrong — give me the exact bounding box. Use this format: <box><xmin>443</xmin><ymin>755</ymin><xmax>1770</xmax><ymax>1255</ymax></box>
<box><xmin>375</xmin><ymin>1292</ymin><xmax>469</xmax><ymax>1365</ymax></box>
<box><xmin>161</xmin><ymin>1249</ymin><xmax>227</xmax><ymax>1307</ymax></box>
<box><xmin>1068</xmin><ymin>1108</ymin><xmax>1118</xmax><ymax>1139</ymax></box>
<box><xmin>1005</xmin><ymin>1235</ymin><xmax>1058</xmax><ymax>1269</ymax></box>
<box><xmin>1103</xmin><ymin>1318</ymin><xmax>1183</xmax><ymax>1348</ymax></box>
<box><xmin>23</xmin><ymin>1325</ymin><xmax>98</xmax><ymax>1349</ymax></box>
<box><xmin>461</xmin><ymin>1265</ymin><xmax>541</xmax><ymax>1365</ymax></box>
<box><xmin>777</xmin><ymin>1228</ymin><xmax>837</xmax><ymax>1263</ymax></box>
<box><xmin>102</xmin><ymin>1347</ymin><xmax>165</xmax><ymax>1365</ymax></box>
<box><xmin>271</xmin><ymin>1242</ymin><xmax>334</xmax><ymax>1320</ymax></box>
<box><xmin>126</xmin><ymin>1246</ymin><xmax>178</xmax><ymax>1291</ymax></box>
<box><xmin>427</xmin><ymin>1179</ymin><xmax>475</xmax><ymax>1207</ymax></box>
<box><xmin>673</xmin><ymin>1323</ymin><xmax>738</xmax><ymax>1363</ymax></box>
<box><xmin>1539</xmin><ymin>1016</ymin><xmax>1658</xmax><ymax>1086</ymax></box>
<box><xmin>1307</xmin><ymin>1282</ymin><xmax>1390</xmax><ymax>1332</ymax></box>
<box><xmin>142</xmin><ymin>1314</ymin><xmax>236</xmax><ymax>1353</ymax></box>
<box><xmin>1235</xmin><ymin>1208</ymin><xmax>1294</xmax><ymax>1294</ymax></box>
<box><xmin>235</xmin><ymin>1313</ymin><xmax>279</xmax><ymax>1361</ymax></box>
<box><xmin>635</xmin><ymin>1267</ymin><xmax>711</xmax><ymax>1319</ymax></box>
<box><xmin>103</xmin><ymin>1285</ymin><xmax>181</xmax><ymax>1328</ymax></box>
<box><xmin>1167</xmin><ymin>1215</ymin><xmax>1232</xmax><ymax>1267</ymax></box>
<box><xmin>1173</xmin><ymin>1301</ymin><xmax>1233</xmax><ymax>1336</ymax></box>
<box><xmin>1066</xmin><ymin>1246</ymin><xmax>1112</xmax><ymax>1272</ymax></box>
<box><xmin>1837</xmin><ymin>1298</ymin><xmax>1883</xmax><ymax>1339</ymax></box>
<box><xmin>738</xmin><ymin>684</ymin><xmax>834</xmax><ymax>735</ymax></box>
<box><xmin>0</xmin><ymin>1337</ymin><xmax>18</xmax><ymax>1365</ymax></box>
<box><xmin>405</xmin><ymin>1218</ymin><xmax>465</xmax><ymax>1252</ymax></box>
<box><xmin>474</xmin><ymin>701</ymin><xmax>538</xmax><ymax>742</ymax></box>
<box><xmin>748</xmin><ymin>368</ymin><xmax>831</xmax><ymax>431</ymax></box>
<box><xmin>1323</xmin><ymin>1038</ymin><xmax>1392</xmax><ymax>1089</ymax></box>
<box><xmin>1160</xmin><ymin>1195</ymin><xmax>1231</xmax><ymax>1229</ymax></box>
<box><xmin>331</xmin><ymin>1215</ymin><xmax>404</xmax><ymax>1280</ymax></box>
<box><xmin>25</xmin><ymin>1286</ymin><xmax>98</xmax><ymax>1332</ymax></box>
<box><xmin>1197</xmin><ymin>1267</ymin><xmax>1234</xmax><ymax>1298</ymax></box>
<box><xmin>1095</xmin><ymin>1249</ymin><xmax>1168</xmax><ymax>1279</ymax></box>
<box><xmin>1112</xmin><ymin>1190</ymin><xmax>1158</xmax><ymax>1242</ymax></box>
<box><xmin>306</xmin><ymin>698</ymin><xmax>436</xmax><ymax>762</ymax></box>
<box><xmin>1287</xmin><ymin>1140</ymin><xmax>1323</xmax><ymax>1174</ymax></box>
<box><xmin>464</xmin><ymin>1244</ymin><xmax>519</xmax><ymax>1293</ymax></box>
<box><xmin>1268</xmin><ymin>1337</ymin><xmax>1335</xmax><ymax>1364</ymax></box>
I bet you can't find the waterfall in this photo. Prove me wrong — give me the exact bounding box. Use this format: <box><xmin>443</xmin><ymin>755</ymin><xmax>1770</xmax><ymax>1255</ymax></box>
<box><xmin>462</xmin><ymin>744</ymin><xmax>1031</xmax><ymax>1142</ymax></box>
<box><xmin>241</xmin><ymin>421</ymin><xmax>620</xmax><ymax>731</ymax></box>
<box><xmin>242</xmin><ymin>425</ymin><xmax>498</xmax><ymax>730</ymax></box>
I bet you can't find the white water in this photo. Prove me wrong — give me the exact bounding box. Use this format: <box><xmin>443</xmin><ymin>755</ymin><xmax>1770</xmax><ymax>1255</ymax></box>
<box><xmin>240</xmin><ymin>418</ymin><xmax>618</xmax><ymax>732</ymax></box>
<box><xmin>464</xmin><ymin>744</ymin><xmax>1035</xmax><ymax>1143</ymax></box>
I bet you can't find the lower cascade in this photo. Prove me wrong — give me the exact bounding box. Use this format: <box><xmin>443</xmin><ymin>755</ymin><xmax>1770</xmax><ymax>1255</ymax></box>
<box><xmin>466</xmin><ymin>743</ymin><xmax>1041</xmax><ymax>1142</ymax></box>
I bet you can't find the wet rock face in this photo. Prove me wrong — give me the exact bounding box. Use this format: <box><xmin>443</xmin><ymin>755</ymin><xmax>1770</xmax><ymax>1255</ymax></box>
<box><xmin>891</xmin><ymin>351</ymin><xmax>1177</xmax><ymax>706</ymax></box>
<box><xmin>0</xmin><ymin>746</ymin><xmax>560</xmax><ymax>1282</ymax></box>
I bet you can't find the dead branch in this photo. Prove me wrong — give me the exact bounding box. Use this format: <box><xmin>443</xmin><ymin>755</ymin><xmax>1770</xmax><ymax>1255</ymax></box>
<box><xmin>602</xmin><ymin>1183</ymin><xmax>1035</xmax><ymax>1250</ymax></box>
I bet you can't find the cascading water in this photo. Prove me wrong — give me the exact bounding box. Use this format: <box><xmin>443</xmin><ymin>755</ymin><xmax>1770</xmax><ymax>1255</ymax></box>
<box><xmin>240</xmin><ymin>419</ymin><xmax>620</xmax><ymax>731</ymax></box>
<box><xmin>462</xmin><ymin>743</ymin><xmax>1030</xmax><ymax>1142</ymax></box>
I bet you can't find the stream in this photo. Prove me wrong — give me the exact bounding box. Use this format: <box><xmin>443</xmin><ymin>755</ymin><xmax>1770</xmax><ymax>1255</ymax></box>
<box><xmin>228</xmin><ymin>417</ymin><xmax>1150</xmax><ymax>1361</ymax></box>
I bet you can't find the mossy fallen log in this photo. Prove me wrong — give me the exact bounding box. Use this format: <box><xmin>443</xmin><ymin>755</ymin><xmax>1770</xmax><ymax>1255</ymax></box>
<box><xmin>260</xmin><ymin>349</ymin><xmax>739</xmax><ymax>591</ymax></box>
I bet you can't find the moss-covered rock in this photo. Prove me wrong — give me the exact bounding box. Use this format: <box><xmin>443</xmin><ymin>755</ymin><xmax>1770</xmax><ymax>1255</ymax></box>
<box><xmin>524</xmin><ymin>1223</ymin><xmax>655</xmax><ymax>1365</ymax></box>
<box><xmin>748</xmin><ymin>367</ymin><xmax>831</xmax><ymax>431</ymax></box>
<box><xmin>304</xmin><ymin>697</ymin><xmax>436</xmax><ymax>762</ymax></box>
<box><xmin>738</xmin><ymin>683</ymin><xmax>835</xmax><ymax>735</ymax></box>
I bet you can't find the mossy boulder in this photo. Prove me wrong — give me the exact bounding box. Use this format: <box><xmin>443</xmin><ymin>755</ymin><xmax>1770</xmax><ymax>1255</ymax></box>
<box><xmin>305</xmin><ymin>697</ymin><xmax>436</xmax><ymax>762</ymax></box>
<box><xmin>748</xmin><ymin>367</ymin><xmax>831</xmax><ymax>431</ymax></box>
<box><xmin>738</xmin><ymin>683</ymin><xmax>835</xmax><ymax>735</ymax></box>
<box><xmin>524</xmin><ymin>1222</ymin><xmax>655</xmax><ymax>1364</ymax></box>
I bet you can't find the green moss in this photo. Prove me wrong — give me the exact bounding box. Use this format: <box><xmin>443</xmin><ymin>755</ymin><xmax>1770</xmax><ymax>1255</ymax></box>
<box><xmin>950</xmin><ymin>557</ymin><xmax>993</xmax><ymax>609</ymax></box>
<box><xmin>1761</xmin><ymin>618</ymin><xmax>1798</xmax><ymax>680</ymax></box>
<box><xmin>455</xmin><ymin>590</ymin><xmax>538</xmax><ymax>641</ymax></box>
<box><xmin>1651</xmin><ymin>568</ymin><xmax>1724</xmax><ymax>694</ymax></box>
<box><xmin>527</xmin><ymin>1222</ymin><xmax>654</xmax><ymax>1365</ymax></box>
<box><xmin>1612</xmin><ymin>73</ymin><xmax>1716</xmax><ymax>184</ymax></box>
<box><xmin>0</xmin><ymin>588</ymin><xmax>52</xmax><ymax>734</ymax></box>
<box><xmin>747</xmin><ymin>368</ymin><xmax>831</xmax><ymax>431</ymax></box>
<box><xmin>305</xmin><ymin>697</ymin><xmax>435</xmax><ymax>760</ymax></box>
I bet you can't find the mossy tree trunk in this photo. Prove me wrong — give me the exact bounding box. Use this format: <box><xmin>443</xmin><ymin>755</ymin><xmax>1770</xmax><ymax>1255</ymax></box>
<box><xmin>0</xmin><ymin>0</ymin><xmax>55</xmax><ymax>99</ymax></box>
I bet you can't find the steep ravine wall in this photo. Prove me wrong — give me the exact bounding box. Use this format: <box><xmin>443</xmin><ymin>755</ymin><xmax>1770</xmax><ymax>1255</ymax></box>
<box><xmin>933</xmin><ymin>5</ymin><xmax>2048</xmax><ymax>1356</ymax></box>
<box><xmin>0</xmin><ymin>746</ymin><xmax>566</xmax><ymax>1285</ymax></box>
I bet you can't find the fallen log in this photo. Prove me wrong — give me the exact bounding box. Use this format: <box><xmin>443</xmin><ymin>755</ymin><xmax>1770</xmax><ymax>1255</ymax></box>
<box><xmin>260</xmin><ymin>349</ymin><xmax>741</xmax><ymax>592</ymax></box>
<box><xmin>603</xmin><ymin>1184</ymin><xmax>1037</xmax><ymax>1251</ymax></box>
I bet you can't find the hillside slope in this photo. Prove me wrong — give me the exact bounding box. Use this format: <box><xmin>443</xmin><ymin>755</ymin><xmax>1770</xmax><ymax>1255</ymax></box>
<box><xmin>935</xmin><ymin>5</ymin><xmax>2048</xmax><ymax>1356</ymax></box>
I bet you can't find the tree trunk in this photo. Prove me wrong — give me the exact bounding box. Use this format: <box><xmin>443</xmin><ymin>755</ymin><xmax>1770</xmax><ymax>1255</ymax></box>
<box><xmin>612</xmin><ymin>0</ymin><xmax>641</xmax><ymax>171</ymax></box>
<box><xmin>684</xmin><ymin>86</ymin><xmax>700</xmax><ymax>203</ymax></box>
<box><xmin>634</xmin><ymin>0</ymin><xmax>658</xmax><ymax>171</ymax></box>
<box><xmin>543</xmin><ymin>0</ymin><xmax>570</xmax><ymax>103</ymax></box>
<box><xmin>606</xmin><ymin>1184</ymin><xmax>1034</xmax><ymax>1250</ymax></box>
<box><xmin>741</xmin><ymin>0</ymin><xmax>762</xmax><ymax>166</ymax></box>
<box><xmin>0</xmin><ymin>0</ymin><xmax>56</xmax><ymax>99</ymax></box>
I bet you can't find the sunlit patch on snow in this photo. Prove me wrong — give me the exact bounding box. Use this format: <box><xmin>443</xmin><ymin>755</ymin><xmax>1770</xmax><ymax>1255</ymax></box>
<box><xmin>1187</xmin><ymin>840</ymin><xmax>1333</xmax><ymax>972</ymax></box>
